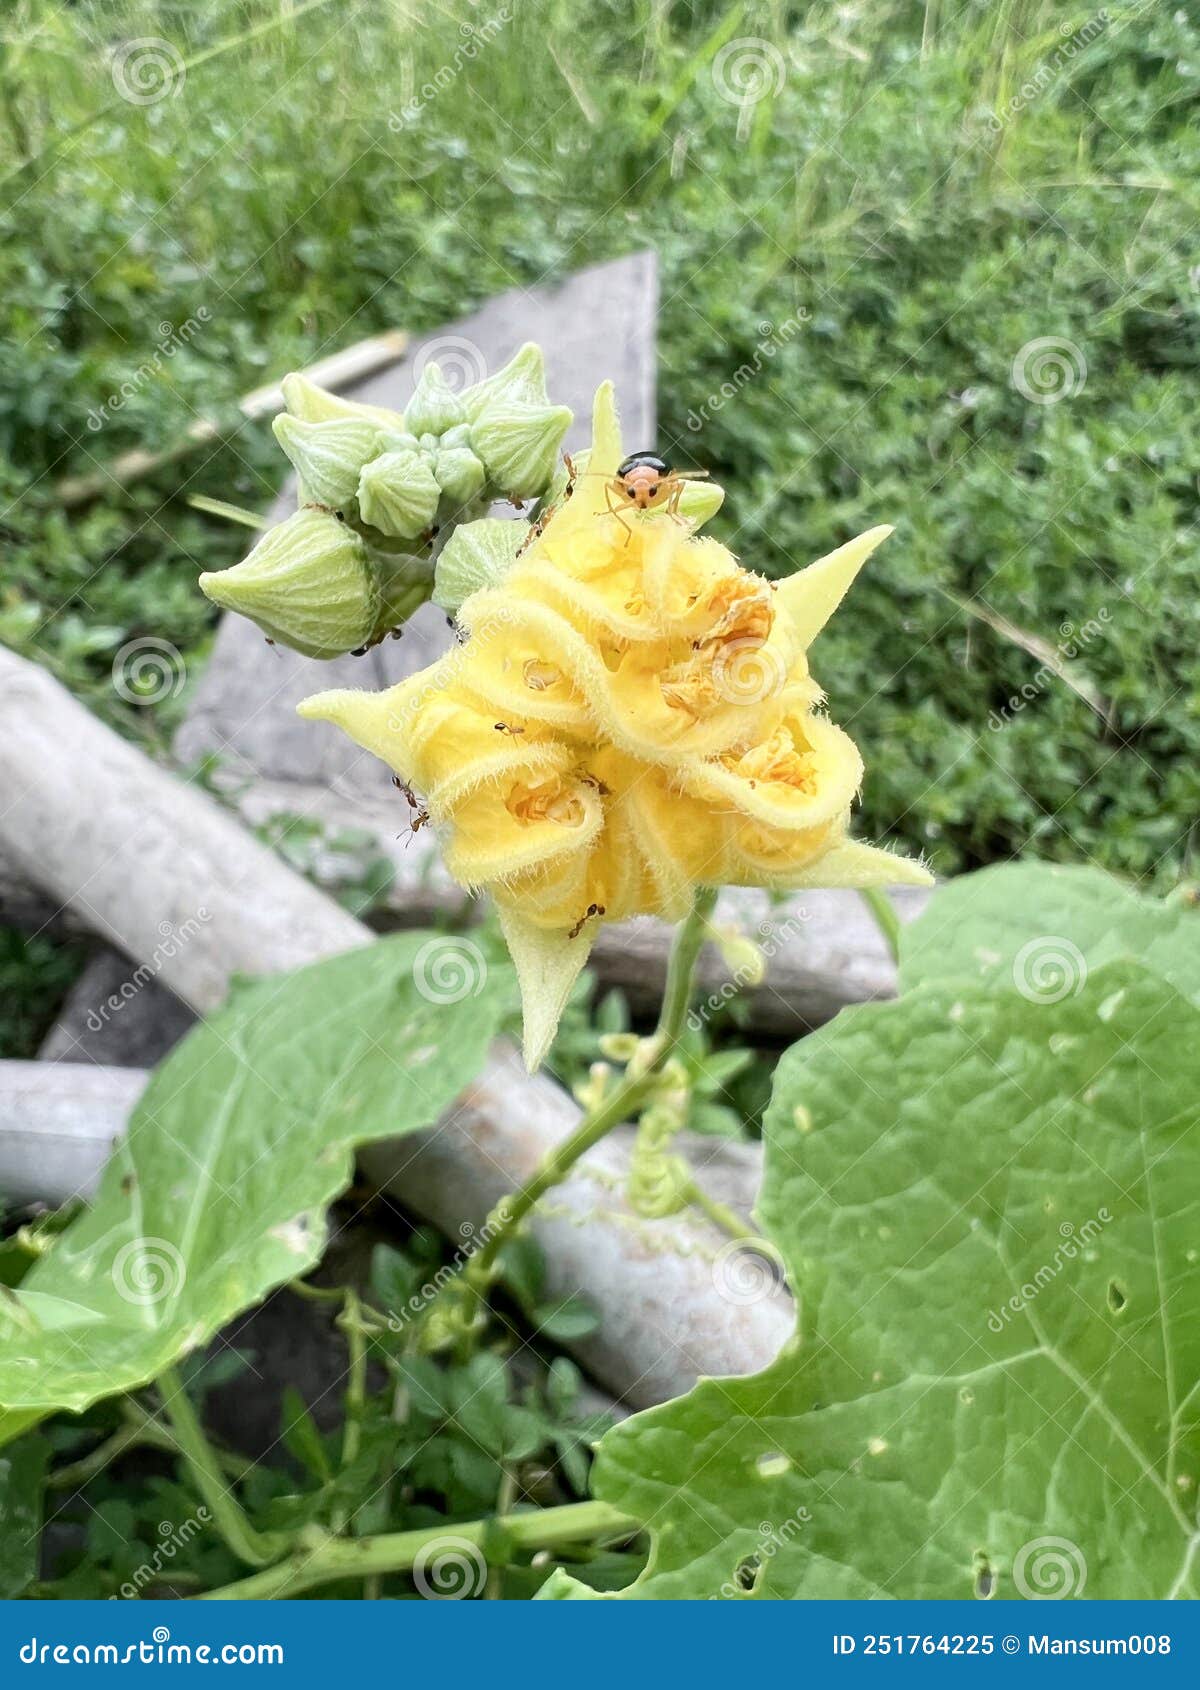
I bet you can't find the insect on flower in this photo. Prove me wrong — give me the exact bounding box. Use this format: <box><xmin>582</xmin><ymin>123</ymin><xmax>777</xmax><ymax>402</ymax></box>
<box><xmin>392</xmin><ymin>773</ymin><xmax>429</xmax><ymax>836</ymax></box>
<box><xmin>605</xmin><ymin>452</ymin><xmax>710</xmax><ymax>537</ymax></box>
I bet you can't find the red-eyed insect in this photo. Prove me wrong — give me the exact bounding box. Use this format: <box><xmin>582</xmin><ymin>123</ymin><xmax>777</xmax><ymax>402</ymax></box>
<box><xmin>567</xmin><ymin>901</ymin><xmax>605</xmax><ymax>940</ymax></box>
<box><xmin>392</xmin><ymin>774</ymin><xmax>429</xmax><ymax>837</ymax></box>
<box><xmin>605</xmin><ymin>453</ymin><xmax>710</xmax><ymax>538</ymax></box>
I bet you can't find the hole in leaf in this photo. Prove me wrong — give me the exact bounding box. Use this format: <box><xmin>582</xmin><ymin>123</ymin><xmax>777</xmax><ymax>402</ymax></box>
<box><xmin>973</xmin><ymin>1551</ymin><xmax>994</xmax><ymax>1600</ymax></box>
<box><xmin>734</xmin><ymin>1553</ymin><xmax>762</xmax><ymax>1592</ymax></box>
<box><xmin>756</xmin><ymin>1452</ymin><xmax>791</xmax><ymax>1479</ymax></box>
<box><xmin>1107</xmin><ymin>1279</ymin><xmax>1127</xmax><ymax>1313</ymax></box>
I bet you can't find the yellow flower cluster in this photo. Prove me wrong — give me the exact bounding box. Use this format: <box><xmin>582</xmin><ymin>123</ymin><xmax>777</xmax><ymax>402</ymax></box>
<box><xmin>301</xmin><ymin>386</ymin><xmax>929</xmax><ymax>1066</ymax></box>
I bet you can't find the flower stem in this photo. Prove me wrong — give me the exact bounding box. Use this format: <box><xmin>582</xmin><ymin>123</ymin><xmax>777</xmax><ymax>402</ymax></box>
<box><xmin>658</xmin><ymin>885</ymin><xmax>719</xmax><ymax>1043</ymax></box>
<box><xmin>452</xmin><ymin>886</ymin><xmax>718</xmax><ymax>1297</ymax></box>
<box><xmin>158</xmin><ymin>1367</ymin><xmax>290</xmax><ymax>1568</ymax></box>
<box><xmin>199</xmin><ymin>1500</ymin><xmax>642</xmax><ymax>1600</ymax></box>
<box><xmin>860</xmin><ymin>885</ymin><xmax>902</xmax><ymax>965</ymax></box>
<box><xmin>685</xmin><ymin>1179</ymin><xmax>757</xmax><ymax>1243</ymax></box>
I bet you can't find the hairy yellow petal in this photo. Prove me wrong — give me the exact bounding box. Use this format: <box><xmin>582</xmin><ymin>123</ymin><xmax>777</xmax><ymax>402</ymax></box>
<box><xmin>776</xmin><ymin>525</ymin><xmax>893</xmax><ymax>649</ymax></box>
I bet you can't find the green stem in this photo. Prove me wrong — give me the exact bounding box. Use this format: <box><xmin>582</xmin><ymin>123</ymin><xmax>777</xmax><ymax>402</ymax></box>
<box><xmin>434</xmin><ymin>887</ymin><xmax>719</xmax><ymax>1314</ymax></box>
<box><xmin>199</xmin><ymin>1501</ymin><xmax>642</xmax><ymax>1601</ymax></box>
<box><xmin>49</xmin><ymin>1419</ymin><xmax>167</xmax><ymax>1492</ymax></box>
<box><xmin>331</xmin><ymin>1291</ymin><xmax>368</xmax><ymax>1536</ymax></box>
<box><xmin>860</xmin><ymin>886</ymin><xmax>902</xmax><ymax>965</ymax></box>
<box><xmin>686</xmin><ymin>1180</ymin><xmax>758</xmax><ymax>1244</ymax></box>
<box><xmin>158</xmin><ymin>1368</ymin><xmax>290</xmax><ymax>1568</ymax></box>
<box><xmin>658</xmin><ymin>885</ymin><xmax>719</xmax><ymax>1044</ymax></box>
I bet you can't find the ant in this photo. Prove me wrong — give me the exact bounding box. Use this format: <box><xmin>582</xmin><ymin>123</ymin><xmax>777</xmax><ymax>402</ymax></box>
<box><xmin>568</xmin><ymin>902</ymin><xmax>605</xmax><ymax>941</ymax></box>
<box><xmin>392</xmin><ymin>774</ymin><xmax>429</xmax><ymax>837</ymax></box>
<box><xmin>494</xmin><ymin>722</ymin><xmax>525</xmax><ymax>735</ymax></box>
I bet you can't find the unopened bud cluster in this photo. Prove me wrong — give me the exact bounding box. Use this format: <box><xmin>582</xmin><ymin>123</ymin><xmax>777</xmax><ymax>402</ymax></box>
<box><xmin>199</xmin><ymin>344</ymin><xmax>570</xmax><ymax>659</ymax></box>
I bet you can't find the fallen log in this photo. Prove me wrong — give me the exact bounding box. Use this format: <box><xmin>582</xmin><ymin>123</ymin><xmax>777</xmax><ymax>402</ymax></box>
<box><xmin>0</xmin><ymin>1056</ymin><xmax>786</xmax><ymax>1408</ymax></box>
<box><xmin>0</xmin><ymin>644</ymin><xmax>791</xmax><ymax>1406</ymax></box>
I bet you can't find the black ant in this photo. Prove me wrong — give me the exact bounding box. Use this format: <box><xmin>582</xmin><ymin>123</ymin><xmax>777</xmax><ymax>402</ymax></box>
<box><xmin>494</xmin><ymin>722</ymin><xmax>525</xmax><ymax>735</ymax></box>
<box><xmin>568</xmin><ymin>902</ymin><xmax>605</xmax><ymax>940</ymax></box>
<box><xmin>392</xmin><ymin>774</ymin><xmax>429</xmax><ymax>836</ymax></box>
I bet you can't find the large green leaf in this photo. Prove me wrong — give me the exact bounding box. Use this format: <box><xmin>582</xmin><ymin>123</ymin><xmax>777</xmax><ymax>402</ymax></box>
<box><xmin>0</xmin><ymin>1435</ymin><xmax>47</xmax><ymax>1595</ymax></box>
<box><xmin>578</xmin><ymin>959</ymin><xmax>1200</xmax><ymax>1598</ymax></box>
<box><xmin>0</xmin><ymin>935</ymin><xmax>512</xmax><ymax>1444</ymax></box>
<box><xmin>901</xmin><ymin>862</ymin><xmax>1200</xmax><ymax>1001</ymax></box>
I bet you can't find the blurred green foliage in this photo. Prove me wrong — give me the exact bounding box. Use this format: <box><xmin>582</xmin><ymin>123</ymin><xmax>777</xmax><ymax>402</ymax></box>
<box><xmin>0</xmin><ymin>0</ymin><xmax>1195</xmax><ymax>921</ymax></box>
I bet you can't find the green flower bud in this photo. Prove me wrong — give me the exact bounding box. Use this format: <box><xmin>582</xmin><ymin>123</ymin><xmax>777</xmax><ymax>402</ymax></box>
<box><xmin>357</xmin><ymin>450</ymin><xmax>441</xmax><ymax>540</ymax></box>
<box><xmin>469</xmin><ymin>400</ymin><xmax>572</xmax><ymax>499</ymax></box>
<box><xmin>434</xmin><ymin>442</ymin><xmax>486</xmax><ymax>506</ymax></box>
<box><xmin>280</xmin><ymin>372</ymin><xmax>404</xmax><ymax>432</ymax></box>
<box><xmin>199</xmin><ymin>508</ymin><xmax>379</xmax><ymax>660</ymax></box>
<box><xmin>432</xmin><ymin>516</ymin><xmax>524</xmax><ymax>614</ymax></box>
<box><xmin>461</xmin><ymin>342</ymin><xmax>551</xmax><ymax>422</ymax></box>
<box><xmin>676</xmin><ymin>479</ymin><xmax>725</xmax><ymax>528</ymax></box>
<box><xmin>273</xmin><ymin>414</ymin><xmax>383</xmax><ymax>509</ymax></box>
<box><xmin>404</xmin><ymin>363</ymin><xmax>467</xmax><ymax>436</ymax></box>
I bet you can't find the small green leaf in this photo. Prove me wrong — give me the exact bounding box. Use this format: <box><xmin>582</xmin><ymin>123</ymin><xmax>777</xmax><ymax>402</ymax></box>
<box><xmin>280</xmin><ymin>1386</ymin><xmax>332</xmax><ymax>1482</ymax></box>
<box><xmin>584</xmin><ymin>958</ymin><xmax>1200</xmax><ymax>1599</ymax></box>
<box><xmin>534</xmin><ymin>1296</ymin><xmax>600</xmax><ymax>1343</ymax></box>
<box><xmin>0</xmin><ymin>935</ymin><xmax>512</xmax><ymax>1446</ymax></box>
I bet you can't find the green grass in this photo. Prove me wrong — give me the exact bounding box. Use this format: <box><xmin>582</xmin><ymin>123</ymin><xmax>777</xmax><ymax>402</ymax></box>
<box><xmin>0</xmin><ymin>0</ymin><xmax>1197</xmax><ymax>896</ymax></box>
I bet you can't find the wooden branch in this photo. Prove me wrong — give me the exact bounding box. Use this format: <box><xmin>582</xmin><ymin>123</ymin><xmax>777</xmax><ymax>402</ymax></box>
<box><xmin>0</xmin><ymin>645</ymin><xmax>790</xmax><ymax>1406</ymax></box>
<box><xmin>56</xmin><ymin>330</ymin><xmax>409</xmax><ymax>509</ymax></box>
